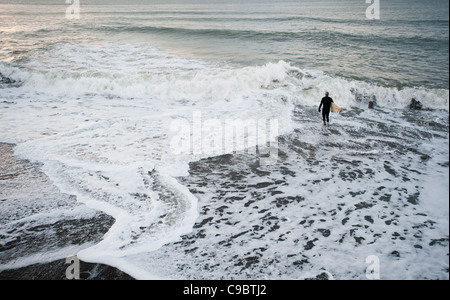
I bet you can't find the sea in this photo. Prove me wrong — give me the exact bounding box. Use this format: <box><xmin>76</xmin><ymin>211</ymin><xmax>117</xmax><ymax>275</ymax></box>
<box><xmin>0</xmin><ymin>0</ymin><xmax>448</xmax><ymax>280</ymax></box>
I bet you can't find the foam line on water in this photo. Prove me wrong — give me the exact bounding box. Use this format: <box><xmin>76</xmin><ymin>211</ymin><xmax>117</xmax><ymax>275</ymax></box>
<box><xmin>0</xmin><ymin>244</ymin><xmax>98</xmax><ymax>272</ymax></box>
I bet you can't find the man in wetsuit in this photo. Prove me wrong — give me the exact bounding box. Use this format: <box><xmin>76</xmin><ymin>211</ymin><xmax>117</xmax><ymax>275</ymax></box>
<box><xmin>318</xmin><ymin>91</ymin><xmax>334</xmax><ymax>125</ymax></box>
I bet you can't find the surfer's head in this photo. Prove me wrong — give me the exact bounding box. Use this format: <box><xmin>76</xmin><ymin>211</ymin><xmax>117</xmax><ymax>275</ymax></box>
<box><xmin>325</xmin><ymin>91</ymin><xmax>329</xmax><ymax>97</ymax></box>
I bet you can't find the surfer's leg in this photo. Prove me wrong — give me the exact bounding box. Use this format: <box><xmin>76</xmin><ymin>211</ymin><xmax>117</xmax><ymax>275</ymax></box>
<box><xmin>322</xmin><ymin>111</ymin><xmax>326</xmax><ymax>124</ymax></box>
<box><xmin>323</xmin><ymin>110</ymin><xmax>330</xmax><ymax>123</ymax></box>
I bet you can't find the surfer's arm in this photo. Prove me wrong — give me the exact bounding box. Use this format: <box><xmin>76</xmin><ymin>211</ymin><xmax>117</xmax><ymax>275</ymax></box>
<box><xmin>318</xmin><ymin>100</ymin><xmax>323</xmax><ymax>112</ymax></box>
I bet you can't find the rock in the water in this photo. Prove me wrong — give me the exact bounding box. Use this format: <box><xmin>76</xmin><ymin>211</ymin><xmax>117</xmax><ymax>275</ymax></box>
<box><xmin>0</xmin><ymin>72</ymin><xmax>16</xmax><ymax>84</ymax></box>
<box><xmin>410</xmin><ymin>98</ymin><xmax>423</xmax><ymax>110</ymax></box>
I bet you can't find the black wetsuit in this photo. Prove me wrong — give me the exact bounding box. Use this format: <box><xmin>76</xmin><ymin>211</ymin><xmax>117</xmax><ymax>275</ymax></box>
<box><xmin>319</xmin><ymin>96</ymin><xmax>334</xmax><ymax>124</ymax></box>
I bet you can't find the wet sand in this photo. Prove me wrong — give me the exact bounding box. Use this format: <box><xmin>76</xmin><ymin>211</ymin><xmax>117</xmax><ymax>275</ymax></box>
<box><xmin>1</xmin><ymin>105</ymin><xmax>448</xmax><ymax>280</ymax></box>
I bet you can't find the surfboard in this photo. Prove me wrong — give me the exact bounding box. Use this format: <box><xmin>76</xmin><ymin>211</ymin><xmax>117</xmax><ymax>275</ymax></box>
<box><xmin>330</xmin><ymin>103</ymin><xmax>341</xmax><ymax>113</ymax></box>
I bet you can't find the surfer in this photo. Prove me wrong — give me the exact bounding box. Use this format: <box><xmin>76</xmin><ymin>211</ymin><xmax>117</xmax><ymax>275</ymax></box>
<box><xmin>318</xmin><ymin>91</ymin><xmax>334</xmax><ymax>125</ymax></box>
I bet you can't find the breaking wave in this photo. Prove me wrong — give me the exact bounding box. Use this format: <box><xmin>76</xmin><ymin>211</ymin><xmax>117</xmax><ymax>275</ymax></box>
<box><xmin>1</xmin><ymin>43</ymin><xmax>448</xmax><ymax>110</ymax></box>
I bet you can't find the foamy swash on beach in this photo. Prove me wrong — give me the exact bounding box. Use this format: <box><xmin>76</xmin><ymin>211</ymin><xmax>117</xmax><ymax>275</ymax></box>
<box><xmin>0</xmin><ymin>1</ymin><xmax>449</xmax><ymax>280</ymax></box>
<box><xmin>0</xmin><ymin>41</ymin><xmax>448</xmax><ymax>279</ymax></box>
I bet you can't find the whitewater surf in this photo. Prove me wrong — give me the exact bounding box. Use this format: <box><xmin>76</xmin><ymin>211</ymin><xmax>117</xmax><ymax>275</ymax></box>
<box><xmin>1</xmin><ymin>1</ymin><xmax>448</xmax><ymax>280</ymax></box>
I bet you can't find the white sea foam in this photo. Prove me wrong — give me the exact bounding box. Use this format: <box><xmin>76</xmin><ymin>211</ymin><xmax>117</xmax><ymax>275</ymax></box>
<box><xmin>1</xmin><ymin>42</ymin><xmax>448</xmax><ymax>279</ymax></box>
